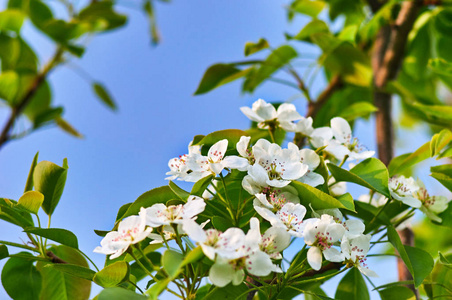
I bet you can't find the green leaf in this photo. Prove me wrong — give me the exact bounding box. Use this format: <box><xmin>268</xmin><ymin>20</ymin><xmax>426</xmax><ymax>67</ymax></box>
<box><xmin>212</xmin><ymin>216</ymin><xmax>232</xmax><ymax>231</ymax></box>
<box><xmin>289</xmin><ymin>0</ymin><xmax>326</xmax><ymax>18</ymax></box>
<box><xmin>33</xmin><ymin>159</ymin><xmax>68</xmax><ymax>216</ymax></box>
<box><xmin>290</xmin><ymin>181</ymin><xmax>353</xmax><ymax>211</ymax></box>
<box><xmin>243</xmin><ymin>45</ymin><xmax>298</xmax><ymax>92</ymax></box>
<box><xmin>388</xmin><ymin>143</ymin><xmax>429</xmax><ymax>177</ymax></box>
<box><xmin>430</xmin><ymin>129</ymin><xmax>452</xmax><ymax>157</ymax></box>
<box><xmin>0</xmin><ymin>70</ymin><xmax>19</xmax><ymax>103</ymax></box>
<box><xmin>37</xmin><ymin>245</ymin><xmax>91</xmax><ymax>300</ymax></box>
<box><xmin>191</xmin><ymin>174</ymin><xmax>214</xmax><ymax>197</ymax></box>
<box><xmin>98</xmin><ymin>287</ymin><xmax>147</xmax><ymax>300</ymax></box>
<box><xmin>17</xmin><ymin>191</ymin><xmax>44</xmax><ymax>214</ymax></box>
<box><xmin>24</xmin><ymin>152</ymin><xmax>39</xmax><ymax>193</ymax></box>
<box><xmin>24</xmin><ymin>227</ymin><xmax>78</xmax><ymax>249</ymax></box>
<box><xmin>338</xmin><ymin>102</ymin><xmax>377</xmax><ymax>121</ymax></box>
<box><xmin>378</xmin><ymin>286</ymin><xmax>416</xmax><ymax>300</ymax></box>
<box><xmin>168</xmin><ymin>181</ymin><xmax>190</xmax><ymax>201</ymax></box>
<box><xmin>194</xmin><ymin>63</ymin><xmax>252</xmax><ymax>95</ymax></box>
<box><xmin>428</xmin><ymin>58</ymin><xmax>452</xmax><ymax>76</ymax></box>
<box><xmin>439</xmin><ymin>252</ymin><xmax>452</xmax><ymax>266</ymax></box>
<box><xmin>118</xmin><ymin>186</ymin><xmax>178</xmax><ymax>221</ymax></box>
<box><xmin>1</xmin><ymin>253</ymin><xmax>41</xmax><ymax>300</ymax></box>
<box><xmin>431</xmin><ymin>164</ymin><xmax>452</xmax><ymax>193</ymax></box>
<box><xmin>387</xmin><ymin>226</ymin><xmax>434</xmax><ymax>287</ymax></box>
<box><xmin>328</xmin><ymin>158</ymin><xmax>390</xmax><ymax>198</ymax></box>
<box><xmin>204</xmin><ymin>283</ymin><xmax>249</xmax><ymax>300</ymax></box>
<box><xmin>93</xmin><ymin>82</ymin><xmax>117</xmax><ymax>110</ymax></box>
<box><xmin>162</xmin><ymin>249</ymin><xmax>183</xmax><ymax>278</ymax></box>
<box><xmin>244</xmin><ymin>38</ymin><xmax>269</xmax><ymax>56</ymax></box>
<box><xmin>44</xmin><ymin>263</ymin><xmax>95</xmax><ymax>281</ymax></box>
<box><xmin>0</xmin><ymin>244</ymin><xmax>9</xmax><ymax>260</ymax></box>
<box><xmin>335</xmin><ymin>268</ymin><xmax>369</xmax><ymax>300</ymax></box>
<box><xmin>94</xmin><ymin>261</ymin><xmax>130</xmax><ymax>287</ymax></box>
<box><xmin>193</xmin><ymin>129</ymin><xmax>248</xmax><ymax>152</ymax></box>
<box><xmin>0</xmin><ymin>198</ymin><xmax>34</xmax><ymax>228</ymax></box>
<box><xmin>336</xmin><ymin>193</ymin><xmax>355</xmax><ymax>212</ymax></box>
<box><xmin>147</xmin><ymin>277</ymin><xmax>171</xmax><ymax>300</ymax></box>
<box><xmin>0</xmin><ymin>9</ymin><xmax>25</xmax><ymax>32</ymax></box>
<box><xmin>55</xmin><ymin>117</ymin><xmax>84</xmax><ymax>138</ymax></box>
<box><xmin>79</xmin><ymin>2</ymin><xmax>127</xmax><ymax>31</ymax></box>
<box><xmin>292</xmin><ymin>19</ymin><xmax>329</xmax><ymax>42</ymax></box>
<box><xmin>143</xmin><ymin>0</ymin><xmax>160</xmax><ymax>45</ymax></box>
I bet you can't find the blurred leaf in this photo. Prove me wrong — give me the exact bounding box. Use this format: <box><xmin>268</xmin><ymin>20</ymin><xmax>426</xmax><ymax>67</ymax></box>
<box><xmin>93</xmin><ymin>82</ymin><xmax>117</xmax><ymax>110</ymax></box>
<box><xmin>0</xmin><ymin>34</ymin><xmax>38</xmax><ymax>71</ymax></box>
<box><xmin>17</xmin><ymin>191</ymin><xmax>44</xmax><ymax>214</ymax></box>
<box><xmin>378</xmin><ymin>286</ymin><xmax>415</xmax><ymax>300</ymax></box>
<box><xmin>387</xmin><ymin>226</ymin><xmax>434</xmax><ymax>287</ymax></box>
<box><xmin>23</xmin><ymin>80</ymin><xmax>52</xmax><ymax>122</ymax></box>
<box><xmin>45</xmin><ymin>263</ymin><xmax>95</xmax><ymax>281</ymax></box>
<box><xmin>431</xmin><ymin>164</ymin><xmax>452</xmax><ymax>193</ymax></box>
<box><xmin>29</xmin><ymin>0</ymin><xmax>53</xmax><ymax>27</ymax></box>
<box><xmin>55</xmin><ymin>117</ymin><xmax>84</xmax><ymax>138</ymax></box>
<box><xmin>359</xmin><ymin>1</ymin><xmax>393</xmax><ymax>42</ymax></box>
<box><xmin>33</xmin><ymin>159</ymin><xmax>68</xmax><ymax>216</ymax></box>
<box><xmin>94</xmin><ymin>261</ymin><xmax>130</xmax><ymax>287</ymax></box>
<box><xmin>430</xmin><ymin>129</ymin><xmax>452</xmax><ymax>157</ymax></box>
<box><xmin>33</xmin><ymin>107</ymin><xmax>64</xmax><ymax>129</ymax></box>
<box><xmin>328</xmin><ymin>0</ymin><xmax>365</xmax><ymax>25</ymax></box>
<box><xmin>430</xmin><ymin>253</ymin><xmax>452</xmax><ymax>298</ymax></box>
<box><xmin>292</xmin><ymin>19</ymin><xmax>329</xmax><ymax>42</ymax></box>
<box><xmin>143</xmin><ymin>0</ymin><xmax>160</xmax><ymax>45</ymax></box>
<box><xmin>439</xmin><ymin>252</ymin><xmax>452</xmax><ymax>266</ymax></box>
<box><xmin>338</xmin><ymin>102</ymin><xmax>377</xmax><ymax>121</ymax></box>
<box><xmin>37</xmin><ymin>245</ymin><xmax>91</xmax><ymax>300</ymax></box>
<box><xmin>335</xmin><ymin>268</ymin><xmax>369</xmax><ymax>300</ymax></box>
<box><xmin>0</xmin><ymin>9</ymin><xmax>25</xmax><ymax>32</ymax></box>
<box><xmin>244</xmin><ymin>38</ymin><xmax>269</xmax><ymax>56</ymax></box>
<box><xmin>0</xmin><ymin>70</ymin><xmax>19</xmax><ymax>103</ymax></box>
<box><xmin>1</xmin><ymin>253</ymin><xmax>41</xmax><ymax>300</ymax></box>
<box><xmin>98</xmin><ymin>287</ymin><xmax>147</xmax><ymax>300</ymax></box>
<box><xmin>79</xmin><ymin>2</ymin><xmax>127</xmax><ymax>31</ymax></box>
<box><xmin>289</xmin><ymin>0</ymin><xmax>326</xmax><ymax>18</ymax></box>
<box><xmin>243</xmin><ymin>45</ymin><xmax>298</xmax><ymax>92</ymax></box>
<box><xmin>338</xmin><ymin>25</ymin><xmax>358</xmax><ymax>44</ymax></box>
<box><xmin>328</xmin><ymin>158</ymin><xmax>390</xmax><ymax>198</ymax></box>
<box><xmin>428</xmin><ymin>58</ymin><xmax>452</xmax><ymax>76</ymax></box>
<box><xmin>24</xmin><ymin>227</ymin><xmax>78</xmax><ymax>249</ymax></box>
<box><xmin>433</xmin><ymin>7</ymin><xmax>452</xmax><ymax>36</ymax></box>
<box><xmin>290</xmin><ymin>181</ymin><xmax>353</xmax><ymax>211</ymax></box>
<box><xmin>194</xmin><ymin>64</ymin><xmax>252</xmax><ymax>95</ymax></box>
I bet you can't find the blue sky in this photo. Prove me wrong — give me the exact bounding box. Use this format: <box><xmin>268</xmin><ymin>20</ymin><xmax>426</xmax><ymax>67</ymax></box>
<box><xmin>0</xmin><ymin>0</ymin><xmax>442</xmax><ymax>298</ymax></box>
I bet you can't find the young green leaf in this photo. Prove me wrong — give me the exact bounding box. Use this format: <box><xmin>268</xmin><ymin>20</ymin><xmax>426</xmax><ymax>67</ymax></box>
<box><xmin>17</xmin><ymin>191</ymin><xmax>44</xmax><ymax>214</ymax></box>
<box><xmin>378</xmin><ymin>286</ymin><xmax>416</xmax><ymax>300</ymax></box>
<box><xmin>94</xmin><ymin>261</ymin><xmax>130</xmax><ymax>287</ymax></box>
<box><xmin>93</xmin><ymin>82</ymin><xmax>117</xmax><ymax>110</ymax></box>
<box><xmin>244</xmin><ymin>38</ymin><xmax>269</xmax><ymax>56</ymax></box>
<box><xmin>194</xmin><ymin>64</ymin><xmax>252</xmax><ymax>95</ymax></box>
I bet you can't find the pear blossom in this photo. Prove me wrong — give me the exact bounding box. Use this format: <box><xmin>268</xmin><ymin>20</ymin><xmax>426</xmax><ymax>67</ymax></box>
<box><xmin>327</xmin><ymin>117</ymin><xmax>375</xmax><ymax>161</ymax></box>
<box><xmin>254</xmin><ymin>202</ymin><xmax>307</xmax><ymax>237</ymax></box>
<box><xmin>309</xmin><ymin>127</ymin><xmax>333</xmax><ymax>149</ymax></box>
<box><xmin>415</xmin><ymin>181</ymin><xmax>450</xmax><ymax>222</ymax></box>
<box><xmin>253</xmin><ymin>186</ymin><xmax>299</xmax><ymax>212</ymax></box>
<box><xmin>251</xmin><ymin>142</ymin><xmax>308</xmax><ymax>188</ymax></box>
<box><xmin>341</xmin><ymin>234</ymin><xmax>377</xmax><ymax>277</ymax></box>
<box><xmin>310</xmin><ymin>207</ymin><xmax>365</xmax><ymax>239</ymax></box>
<box><xmin>288</xmin><ymin>144</ymin><xmax>324</xmax><ymax>187</ymax></box>
<box><xmin>292</xmin><ymin>116</ymin><xmax>315</xmax><ymax>136</ymax></box>
<box><xmin>240</xmin><ymin>99</ymin><xmax>302</xmax><ymax>131</ymax></box>
<box><xmin>303</xmin><ymin>214</ymin><xmax>346</xmax><ymax>270</ymax></box>
<box><xmin>94</xmin><ymin>214</ymin><xmax>152</xmax><ymax>259</ymax></box>
<box><xmin>388</xmin><ymin>176</ymin><xmax>422</xmax><ymax>208</ymax></box>
<box><xmin>165</xmin><ymin>142</ymin><xmax>202</xmax><ymax>181</ymax></box>
<box><xmin>141</xmin><ymin>195</ymin><xmax>206</xmax><ymax>227</ymax></box>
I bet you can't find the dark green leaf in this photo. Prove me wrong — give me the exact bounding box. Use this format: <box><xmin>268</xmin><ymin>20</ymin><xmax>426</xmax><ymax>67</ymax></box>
<box><xmin>0</xmin><ymin>244</ymin><xmax>9</xmax><ymax>260</ymax></box>
<box><xmin>387</xmin><ymin>226</ymin><xmax>434</xmax><ymax>287</ymax></box>
<box><xmin>212</xmin><ymin>216</ymin><xmax>232</xmax><ymax>231</ymax></box>
<box><xmin>94</xmin><ymin>261</ymin><xmax>130</xmax><ymax>287</ymax></box>
<box><xmin>98</xmin><ymin>287</ymin><xmax>147</xmax><ymax>300</ymax></box>
<box><xmin>1</xmin><ymin>253</ymin><xmax>41</xmax><ymax>300</ymax></box>
<box><xmin>244</xmin><ymin>38</ymin><xmax>269</xmax><ymax>56</ymax></box>
<box><xmin>79</xmin><ymin>2</ymin><xmax>127</xmax><ymax>31</ymax></box>
<box><xmin>168</xmin><ymin>181</ymin><xmax>190</xmax><ymax>201</ymax></box>
<box><xmin>328</xmin><ymin>158</ymin><xmax>390</xmax><ymax>198</ymax></box>
<box><xmin>439</xmin><ymin>252</ymin><xmax>452</xmax><ymax>266</ymax></box>
<box><xmin>378</xmin><ymin>286</ymin><xmax>416</xmax><ymax>300</ymax></box>
<box><xmin>118</xmin><ymin>186</ymin><xmax>178</xmax><ymax>221</ymax></box>
<box><xmin>93</xmin><ymin>82</ymin><xmax>117</xmax><ymax>110</ymax></box>
<box><xmin>24</xmin><ymin>227</ymin><xmax>78</xmax><ymax>249</ymax></box>
<box><xmin>292</xmin><ymin>19</ymin><xmax>329</xmax><ymax>42</ymax></box>
<box><xmin>33</xmin><ymin>159</ymin><xmax>68</xmax><ymax>216</ymax></box>
<box><xmin>204</xmin><ymin>283</ymin><xmax>249</xmax><ymax>300</ymax></box>
<box><xmin>335</xmin><ymin>268</ymin><xmax>369</xmax><ymax>300</ymax></box>
<box><xmin>193</xmin><ymin>129</ymin><xmax>248</xmax><ymax>152</ymax></box>
<box><xmin>194</xmin><ymin>64</ymin><xmax>251</xmax><ymax>95</ymax></box>
<box><xmin>290</xmin><ymin>181</ymin><xmax>353</xmax><ymax>211</ymax></box>
<box><xmin>45</xmin><ymin>263</ymin><xmax>95</xmax><ymax>281</ymax></box>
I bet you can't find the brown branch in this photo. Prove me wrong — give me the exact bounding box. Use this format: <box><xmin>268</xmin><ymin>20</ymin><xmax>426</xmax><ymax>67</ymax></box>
<box><xmin>46</xmin><ymin>251</ymin><xmax>68</xmax><ymax>264</ymax></box>
<box><xmin>371</xmin><ymin>1</ymin><xmax>422</xmax><ymax>298</ymax></box>
<box><xmin>0</xmin><ymin>48</ymin><xmax>64</xmax><ymax>150</ymax></box>
<box><xmin>307</xmin><ymin>75</ymin><xmax>343</xmax><ymax>119</ymax></box>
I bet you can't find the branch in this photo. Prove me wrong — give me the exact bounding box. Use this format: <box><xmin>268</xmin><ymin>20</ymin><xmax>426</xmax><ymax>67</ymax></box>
<box><xmin>307</xmin><ymin>75</ymin><xmax>343</xmax><ymax>119</ymax></box>
<box><xmin>46</xmin><ymin>251</ymin><xmax>68</xmax><ymax>264</ymax></box>
<box><xmin>0</xmin><ymin>47</ymin><xmax>64</xmax><ymax>150</ymax></box>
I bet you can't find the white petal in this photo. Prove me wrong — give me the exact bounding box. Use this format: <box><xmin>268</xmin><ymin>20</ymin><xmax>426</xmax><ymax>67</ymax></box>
<box><xmin>209</xmin><ymin>260</ymin><xmax>235</xmax><ymax>287</ymax></box>
<box><xmin>276</xmin><ymin>103</ymin><xmax>302</xmax><ymax>122</ymax></box>
<box><xmin>331</xmin><ymin>117</ymin><xmax>351</xmax><ymax>144</ymax></box>
<box><xmin>307</xmin><ymin>246</ymin><xmax>323</xmax><ymax>270</ymax></box>
<box><xmin>223</xmin><ymin>156</ymin><xmax>249</xmax><ymax>171</ymax></box>
<box><xmin>247</xmin><ymin>251</ymin><xmax>273</xmax><ymax>276</ymax></box>
<box><xmin>208</xmin><ymin>139</ymin><xmax>228</xmax><ymax>162</ymax></box>
<box><xmin>299</xmin><ymin>172</ymin><xmax>325</xmax><ymax>187</ymax></box>
<box><xmin>253</xmin><ymin>99</ymin><xmax>277</xmax><ymax>121</ymax></box>
<box><xmin>323</xmin><ymin>247</ymin><xmax>345</xmax><ymax>262</ymax></box>
<box><xmin>240</xmin><ymin>106</ymin><xmax>265</xmax><ymax>122</ymax></box>
<box><xmin>182</xmin><ymin>219</ymin><xmax>207</xmax><ymax>243</ymax></box>
<box><xmin>184</xmin><ymin>196</ymin><xmax>206</xmax><ymax>219</ymax></box>
<box><xmin>237</xmin><ymin>136</ymin><xmax>251</xmax><ymax>157</ymax></box>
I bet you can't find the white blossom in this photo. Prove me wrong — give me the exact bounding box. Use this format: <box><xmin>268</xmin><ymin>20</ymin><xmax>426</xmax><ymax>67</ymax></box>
<box><xmin>388</xmin><ymin>176</ymin><xmax>421</xmax><ymax>208</ymax></box>
<box><xmin>341</xmin><ymin>234</ymin><xmax>377</xmax><ymax>277</ymax></box>
<box><xmin>415</xmin><ymin>181</ymin><xmax>450</xmax><ymax>222</ymax></box>
<box><xmin>94</xmin><ymin>214</ymin><xmax>152</xmax><ymax>259</ymax></box>
<box><xmin>254</xmin><ymin>202</ymin><xmax>307</xmax><ymax>237</ymax></box>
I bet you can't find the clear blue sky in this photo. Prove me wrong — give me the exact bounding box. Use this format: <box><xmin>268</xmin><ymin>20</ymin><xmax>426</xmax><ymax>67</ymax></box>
<box><xmin>0</xmin><ymin>1</ymin><xmax>441</xmax><ymax>298</ymax></box>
